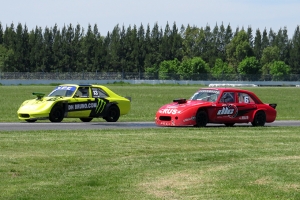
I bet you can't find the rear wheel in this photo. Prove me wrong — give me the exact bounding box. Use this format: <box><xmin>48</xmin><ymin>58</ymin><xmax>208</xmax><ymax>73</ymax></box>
<box><xmin>104</xmin><ymin>105</ymin><xmax>120</xmax><ymax>122</ymax></box>
<box><xmin>80</xmin><ymin>118</ymin><xmax>93</xmax><ymax>122</ymax></box>
<box><xmin>49</xmin><ymin>105</ymin><xmax>64</xmax><ymax>122</ymax></box>
<box><xmin>195</xmin><ymin>110</ymin><xmax>208</xmax><ymax>127</ymax></box>
<box><xmin>251</xmin><ymin>111</ymin><xmax>266</xmax><ymax>126</ymax></box>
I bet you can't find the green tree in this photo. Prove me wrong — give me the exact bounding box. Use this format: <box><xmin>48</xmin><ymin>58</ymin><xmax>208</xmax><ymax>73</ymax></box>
<box><xmin>261</xmin><ymin>28</ymin><xmax>269</xmax><ymax>50</ymax></box>
<box><xmin>211</xmin><ymin>58</ymin><xmax>235</xmax><ymax>80</ymax></box>
<box><xmin>82</xmin><ymin>24</ymin><xmax>97</xmax><ymax>72</ymax></box>
<box><xmin>0</xmin><ymin>22</ymin><xmax>3</xmax><ymax>44</ymax></box>
<box><xmin>238</xmin><ymin>57</ymin><xmax>260</xmax><ymax>80</ymax></box>
<box><xmin>161</xmin><ymin>22</ymin><xmax>172</xmax><ymax>61</ymax></box>
<box><xmin>52</xmin><ymin>26</ymin><xmax>63</xmax><ymax>72</ymax></box>
<box><xmin>109</xmin><ymin>24</ymin><xmax>121</xmax><ymax>72</ymax></box>
<box><xmin>226</xmin><ymin>30</ymin><xmax>254</xmax><ymax>72</ymax></box>
<box><xmin>144</xmin><ymin>23</ymin><xmax>163</xmax><ymax>75</ymax></box>
<box><xmin>247</xmin><ymin>26</ymin><xmax>253</xmax><ymax>47</ymax></box>
<box><xmin>178</xmin><ymin>57</ymin><xmax>210</xmax><ymax>80</ymax></box>
<box><xmin>261</xmin><ymin>46</ymin><xmax>280</xmax><ymax>75</ymax></box>
<box><xmin>289</xmin><ymin>26</ymin><xmax>300</xmax><ymax>73</ymax></box>
<box><xmin>137</xmin><ymin>23</ymin><xmax>146</xmax><ymax>75</ymax></box>
<box><xmin>253</xmin><ymin>29</ymin><xmax>262</xmax><ymax>60</ymax></box>
<box><xmin>182</xmin><ymin>25</ymin><xmax>205</xmax><ymax>58</ymax></box>
<box><xmin>170</xmin><ymin>22</ymin><xmax>183</xmax><ymax>61</ymax></box>
<box><xmin>269</xmin><ymin>61</ymin><xmax>291</xmax><ymax>80</ymax></box>
<box><xmin>28</xmin><ymin>27</ymin><xmax>43</xmax><ymax>72</ymax></box>
<box><xmin>72</xmin><ymin>24</ymin><xmax>84</xmax><ymax>71</ymax></box>
<box><xmin>158</xmin><ymin>58</ymin><xmax>180</xmax><ymax>79</ymax></box>
<box><xmin>42</xmin><ymin>27</ymin><xmax>54</xmax><ymax>72</ymax></box>
<box><xmin>274</xmin><ymin>28</ymin><xmax>290</xmax><ymax>63</ymax></box>
<box><xmin>268</xmin><ymin>28</ymin><xmax>276</xmax><ymax>47</ymax></box>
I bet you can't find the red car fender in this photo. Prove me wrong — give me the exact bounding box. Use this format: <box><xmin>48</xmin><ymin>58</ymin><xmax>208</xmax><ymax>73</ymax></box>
<box><xmin>251</xmin><ymin>107</ymin><xmax>276</xmax><ymax>123</ymax></box>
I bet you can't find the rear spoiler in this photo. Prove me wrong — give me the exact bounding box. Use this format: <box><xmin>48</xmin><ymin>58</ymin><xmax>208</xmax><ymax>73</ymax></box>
<box><xmin>269</xmin><ymin>103</ymin><xmax>277</xmax><ymax>109</ymax></box>
<box><xmin>173</xmin><ymin>98</ymin><xmax>187</xmax><ymax>104</ymax></box>
<box><xmin>125</xmin><ymin>96</ymin><xmax>131</xmax><ymax>102</ymax></box>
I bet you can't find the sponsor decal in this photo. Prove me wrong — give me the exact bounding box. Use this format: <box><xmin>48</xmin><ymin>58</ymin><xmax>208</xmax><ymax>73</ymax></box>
<box><xmin>199</xmin><ymin>90</ymin><xmax>220</xmax><ymax>94</ymax></box>
<box><xmin>57</xmin><ymin>86</ymin><xmax>75</xmax><ymax>91</ymax></box>
<box><xmin>159</xmin><ymin>108</ymin><xmax>179</xmax><ymax>115</ymax></box>
<box><xmin>68</xmin><ymin>102</ymin><xmax>97</xmax><ymax>111</ymax></box>
<box><xmin>67</xmin><ymin>98</ymin><xmax>107</xmax><ymax>115</ymax></box>
<box><xmin>95</xmin><ymin>98</ymin><xmax>107</xmax><ymax>114</ymax></box>
<box><xmin>158</xmin><ymin>121</ymin><xmax>172</xmax><ymax>126</ymax></box>
<box><xmin>48</xmin><ymin>86</ymin><xmax>76</xmax><ymax>96</ymax></box>
<box><xmin>183</xmin><ymin>116</ymin><xmax>196</xmax><ymax>122</ymax></box>
<box><xmin>239</xmin><ymin>116</ymin><xmax>249</xmax><ymax>120</ymax></box>
<box><xmin>167</xmin><ymin>105</ymin><xmax>179</xmax><ymax>109</ymax></box>
<box><xmin>217</xmin><ymin>104</ymin><xmax>238</xmax><ymax>118</ymax></box>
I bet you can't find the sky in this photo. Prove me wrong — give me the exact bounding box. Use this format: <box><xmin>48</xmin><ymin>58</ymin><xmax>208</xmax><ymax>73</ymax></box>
<box><xmin>1</xmin><ymin>0</ymin><xmax>299</xmax><ymax>38</ymax></box>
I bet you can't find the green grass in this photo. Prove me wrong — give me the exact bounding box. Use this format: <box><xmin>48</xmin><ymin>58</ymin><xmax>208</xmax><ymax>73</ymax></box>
<box><xmin>1</xmin><ymin>85</ymin><xmax>300</xmax><ymax>122</ymax></box>
<box><xmin>1</xmin><ymin>127</ymin><xmax>300</xmax><ymax>199</ymax></box>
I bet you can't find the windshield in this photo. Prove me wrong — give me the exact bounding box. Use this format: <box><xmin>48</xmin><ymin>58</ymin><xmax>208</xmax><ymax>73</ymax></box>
<box><xmin>189</xmin><ymin>89</ymin><xmax>220</xmax><ymax>102</ymax></box>
<box><xmin>48</xmin><ymin>86</ymin><xmax>77</xmax><ymax>97</ymax></box>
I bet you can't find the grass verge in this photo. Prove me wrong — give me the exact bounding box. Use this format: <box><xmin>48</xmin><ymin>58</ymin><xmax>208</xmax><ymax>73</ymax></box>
<box><xmin>1</xmin><ymin>127</ymin><xmax>300</xmax><ymax>199</ymax></box>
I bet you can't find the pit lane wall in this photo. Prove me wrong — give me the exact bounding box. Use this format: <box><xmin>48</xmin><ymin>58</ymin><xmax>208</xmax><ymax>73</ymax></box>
<box><xmin>1</xmin><ymin>79</ymin><xmax>300</xmax><ymax>87</ymax></box>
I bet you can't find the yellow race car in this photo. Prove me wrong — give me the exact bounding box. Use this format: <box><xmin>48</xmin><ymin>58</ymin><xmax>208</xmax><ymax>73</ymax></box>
<box><xmin>17</xmin><ymin>84</ymin><xmax>131</xmax><ymax>123</ymax></box>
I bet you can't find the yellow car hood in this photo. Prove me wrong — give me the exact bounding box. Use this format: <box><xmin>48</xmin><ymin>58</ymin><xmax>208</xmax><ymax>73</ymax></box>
<box><xmin>18</xmin><ymin>97</ymin><xmax>68</xmax><ymax>113</ymax></box>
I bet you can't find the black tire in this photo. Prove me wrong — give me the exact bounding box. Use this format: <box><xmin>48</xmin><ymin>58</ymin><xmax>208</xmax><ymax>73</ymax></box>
<box><xmin>104</xmin><ymin>105</ymin><xmax>120</xmax><ymax>122</ymax></box>
<box><xmin>25</xmin><ymin>119</ymin><xmax>37</xmax><ymax>123</ymax></box>
<box><xmin>251</xmin><ymin>111</ymin><xmax>266</xmax><ymax>126</ymax></box>
<box><xmin>195</xmin><ymin>110</ymin><xmax>208</xmax><ymax>127</ymax></box>
<box><xmin>224</xmin><ymin>123</ymin><xmax>235</xmax><ymax>127</ymax></box>
<box><xmin>49</xmin><ymin>105</ymin><xmax>64</xmax><ymax>122</ymax></box>
<box><xmin>80</xmin><ymin>118</ymin><xmax>93</xmax><ymax>122</ymax></box>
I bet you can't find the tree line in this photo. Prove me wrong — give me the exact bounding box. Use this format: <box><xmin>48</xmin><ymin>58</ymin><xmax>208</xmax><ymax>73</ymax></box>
<box><xmin>0</xmin><ymin>21</ymin><xmax>300</xmax><ymax>80</ymax></box>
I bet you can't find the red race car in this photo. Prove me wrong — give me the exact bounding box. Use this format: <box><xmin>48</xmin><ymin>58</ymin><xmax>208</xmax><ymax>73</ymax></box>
<box><xmin>155</xmin><ymin>88</ymin><xmax>277</xmax><ymax>127</ymax></box>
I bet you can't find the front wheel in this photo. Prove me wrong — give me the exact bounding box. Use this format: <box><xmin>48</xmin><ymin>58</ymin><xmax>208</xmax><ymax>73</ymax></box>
<box><xmin>195</xmin><ymin>110</ymin><xmax>208</xmax><ymax>127</ymax></box>
<box><xmin>49</xmin><ymin>105</ymin><xmax>64</xmax><ymax>122</ymax></box>
<box><xmin>104</xmin><ymin>105</ymin><xmax>120</xmax><ymax>122</ymax></box>
<box><xmin>251</xmin><ymin>111</ymin><xmax>266</xmax><ymax>126</ymax></box>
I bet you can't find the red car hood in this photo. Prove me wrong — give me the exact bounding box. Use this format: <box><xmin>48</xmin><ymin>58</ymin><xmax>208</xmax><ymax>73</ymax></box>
<box><xmin>157</xmin><ymin>100</ymin><xmax>212</xmax><ymax>114</ymax></box>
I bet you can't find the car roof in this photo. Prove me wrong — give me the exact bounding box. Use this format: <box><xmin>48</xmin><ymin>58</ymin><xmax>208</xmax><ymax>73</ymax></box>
<box><xmin>201</xmin><ymin>87</ymin><xmax>263</xmax><ymax>103</ymax></box>
<box><xmin>201</xmin><ymin>87</ymin><xmax>253</xmax><ymax>93</ymax></box>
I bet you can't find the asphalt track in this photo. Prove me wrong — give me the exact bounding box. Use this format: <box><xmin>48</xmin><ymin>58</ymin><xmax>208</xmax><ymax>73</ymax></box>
<box><xmin>0</xmin><ymin>120</ymin><xmax>300</xmax><ymax>131</ymax></box>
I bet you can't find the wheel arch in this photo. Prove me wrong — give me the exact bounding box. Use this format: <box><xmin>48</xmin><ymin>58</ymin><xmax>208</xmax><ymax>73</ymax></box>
<box><xmin>251</xmin><ymin>108</ymin><xmax>266</xmax><ymax>121</ymax></box>
<box><xmin>103</xmin><ymin>102</ymin><xmax>119</xmax><ymax>117</ymax></box>
<box><xmin>196</xmin><ymin>107</ymin><xmax>210</xmax><ymax>122</ymax></box>
<box><xmin>49</xmin><ymin>101</ymin><xmax>68</xmax><ymax>116</ymax></box>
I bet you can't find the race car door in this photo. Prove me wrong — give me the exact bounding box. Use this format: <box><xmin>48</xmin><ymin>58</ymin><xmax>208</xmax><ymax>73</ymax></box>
<box><xmin>234</xmin><ymin>92</ymin><xmax>257</xmax><ymax>122</ymax></box>
<box><xmin>212</xmin><ymin>92</ymin><xmax>239</xmax><ymax>123</ymax></box>
<box><xmin>66</xmin><ymin>87</ymin><xmax>96</xmax><ymax>117</ymax></box>
<box><xmin>213</xmin><ymin>91</ymin><xmax>257</xmax><ymax>123</ymax></box>
<box><xmin>88</xmin><ymin>87</ymin><xmax>110</xmax><ymax>117</ymax></box>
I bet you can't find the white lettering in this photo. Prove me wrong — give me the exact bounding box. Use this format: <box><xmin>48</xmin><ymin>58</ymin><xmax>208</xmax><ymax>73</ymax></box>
<box><xmin>217</xmin><ymin>107</ymin><xmax>234</xmax><ymax>115</ymax></box>
<box><xmin>159</xmin><ymin>108</ymin><xmax>178</xmax><ymax>115</ymax></box>
<box><xmin>68</xmin><ymin>105</ymin><xmax>74</xmax><ymax>110</ymax></box>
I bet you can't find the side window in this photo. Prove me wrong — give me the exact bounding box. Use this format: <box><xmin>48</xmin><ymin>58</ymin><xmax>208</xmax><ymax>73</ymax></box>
<box><xmin>220</xmin><ymin>92</ymin><xmax>235</xmax><ymax>103</ymax></box>
<box><xmin>75</xmin><ymin>87</ymin><xmax>89</xmax><ymax>98</ymax></box>
<box><xmin>238</xmin><ymin>92</ymin><xmax>254</xmax><ymax>103</ymax></box>
<box><xmin>92</xmin><ymin>88</ymin><xmax>109</xmax><ymax>98</ymax></box>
